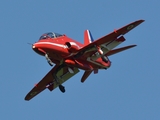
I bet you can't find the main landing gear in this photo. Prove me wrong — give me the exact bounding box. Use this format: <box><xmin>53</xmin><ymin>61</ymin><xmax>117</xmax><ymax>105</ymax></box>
<box><xmin>53</xmin><ymin>64</ymin><xmax>66</xmax><ymax>93</ymax></box>
<box><xmin>45</xmin><ymin>54</ymin><xmax>67</xmax><ymax>93</ymax></box>
<box><xmin>101</xmin><ymin>56</ymin><xmax>109</xmax><ymax>63</ymax></box>
<box><xmin>58</xmin><ymin>85</ymin><xmax>65</xmax><ymax>93</ymax></box>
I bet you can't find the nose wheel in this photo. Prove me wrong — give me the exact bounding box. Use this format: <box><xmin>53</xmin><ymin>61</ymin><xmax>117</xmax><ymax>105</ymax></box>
<box><xmin>45</xmin><ymin>54</ymin><xmax>53</xmax><ymax>66</ymax></box>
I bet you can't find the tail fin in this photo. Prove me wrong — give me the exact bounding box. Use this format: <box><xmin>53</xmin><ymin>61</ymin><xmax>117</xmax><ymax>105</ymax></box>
<box><xmin>106</xmin><ymin>45</ymin><xmax>137</xmax><ymax>56</ymax></box>
<box><xmin>84</xmin><ymin>30</ymin><xmax>94</xmax><ymax>45</ymax></box>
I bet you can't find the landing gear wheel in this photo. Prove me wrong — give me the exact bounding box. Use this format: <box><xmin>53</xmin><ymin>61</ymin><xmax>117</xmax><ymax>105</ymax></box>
<box><xmin>59</xmin><ymin>85</ymin><xmax>65</xmax><ymax>93</ymax></box>
<box><xmin>101</xmin><ymin>56</ymin><xmax>109</xmax><ymax>63</ymax></box>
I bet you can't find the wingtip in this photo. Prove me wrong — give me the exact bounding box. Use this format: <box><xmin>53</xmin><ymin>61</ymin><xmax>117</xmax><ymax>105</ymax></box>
<box><xmin>24</xmin><ymin>97</ymin><xmax>29</xmax><ymax>101</ymax></box>
<box><xmin>138</xmin><ymin>19</ymin><xmax>145</xmax><ymax>23</ymax></box>
<box><xmin>24</xmin><ymin>93</ymin><xmax>32</xmax><ymax>101</ymax></box>
<box><xmin>132</xmin><ymin>44</ymin><xmax>137</xmax><ymax>47</ymax></box>
<box><xmin>133</xmin><ymin>19</ymin><xmax>145</xmax><ymax>25</ymax></box>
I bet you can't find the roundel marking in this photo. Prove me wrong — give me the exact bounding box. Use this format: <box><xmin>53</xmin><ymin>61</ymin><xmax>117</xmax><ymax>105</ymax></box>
<box><xmin>127</xmin><ymin>24</ymin><xmax>134</xmax><ymax>30</ymax></box>
<box><xmin>30</xmin><ymin>91</ymin><xmax>37</xmax><ymax>96</ymax></box>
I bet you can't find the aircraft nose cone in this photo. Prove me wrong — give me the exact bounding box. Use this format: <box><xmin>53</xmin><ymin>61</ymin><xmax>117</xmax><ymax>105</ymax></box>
<box><xmin>32</xmin><ymin>43</ymin><xmax>45</xmax><ymax>56</ymax></box>
<box><xmin>32</xmin><ymin>43</ymin><xmax>39</xmax><ymax>51</ymax></box>
<box><xmin>32</xmin><ymin>45</ymin><xmax>36</xmax><ymax>49</ymax></box>
<box><xmin>32</xmin><ymin>43</ymin><xmax>38</xmax><ymax>50</ymax></box>
<box><xmin>32</xmin><ymin>42</ymin><xmax>37</xmax><ymax>49</ymax></box>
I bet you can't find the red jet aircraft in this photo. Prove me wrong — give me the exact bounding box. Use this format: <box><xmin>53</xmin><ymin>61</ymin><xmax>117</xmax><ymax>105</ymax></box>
<box><xmin>25</xmin><ymin>20</ymin><xmax>144</xmax><ymax>101</ymax></box>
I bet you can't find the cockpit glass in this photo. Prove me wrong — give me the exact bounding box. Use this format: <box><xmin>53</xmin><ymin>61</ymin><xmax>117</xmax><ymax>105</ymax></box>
<box><xmin>39</xmin><ymin>32</ymin><xmax>63</xmax><ymax>40</ymax></box>
<box><xmin>39</xmin><ymin>35</ymin><xmax>49</xmax><ymax>40</ymax></box>
<box><xmin>47</xmin><ymin>33</ymin><xmax>54</xmax><ymax>38</ymax></box>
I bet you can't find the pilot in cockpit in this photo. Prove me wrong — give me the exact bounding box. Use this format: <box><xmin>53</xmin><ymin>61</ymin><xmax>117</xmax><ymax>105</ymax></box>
<box><xmin>39</xmin><ymin>32</ymin><xmax>63</xmax><ymax>40</ymax></box>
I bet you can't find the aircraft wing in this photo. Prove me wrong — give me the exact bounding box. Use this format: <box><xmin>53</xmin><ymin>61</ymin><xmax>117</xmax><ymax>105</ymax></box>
<box><xmin>76</xmin><ymin>20</ymin><xmax>144</xmax><ymax>59</ymax></box>
<box><xmin>25</xmin><ymin>64</ymin><xmax>79</xmax><ymax>101</ymax></box>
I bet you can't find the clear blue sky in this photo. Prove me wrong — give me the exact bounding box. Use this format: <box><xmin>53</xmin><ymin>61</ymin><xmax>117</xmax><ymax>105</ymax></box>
<box><xmin>0</xmin><ymin>0</ymin><xmax>159</xmax><ymax>119</ymax></box>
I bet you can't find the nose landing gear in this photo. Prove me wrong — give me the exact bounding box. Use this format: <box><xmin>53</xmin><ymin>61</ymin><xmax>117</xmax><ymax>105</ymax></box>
<box><xmin>45</xmin><ymin>54</ymin><xmax>53</xmax><ymax>66</ymax></box>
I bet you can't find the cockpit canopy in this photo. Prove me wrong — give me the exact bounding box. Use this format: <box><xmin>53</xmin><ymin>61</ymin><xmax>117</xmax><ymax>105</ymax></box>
<box><xmin>39</xmin><ymin>32</ymin><xmax>63</xmax><ymax>40</ymax></box>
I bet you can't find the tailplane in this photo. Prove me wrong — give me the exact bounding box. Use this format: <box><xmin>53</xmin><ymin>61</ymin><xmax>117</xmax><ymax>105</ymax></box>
<box><xmin>84</xmin><ymin>30</ymin><xmax>94</xmax><ymax>45</ymax></box>
<box><xmin>106</xmin><ymin>45</ymin><xmax>137</xmax><ymax>56</ymax></box>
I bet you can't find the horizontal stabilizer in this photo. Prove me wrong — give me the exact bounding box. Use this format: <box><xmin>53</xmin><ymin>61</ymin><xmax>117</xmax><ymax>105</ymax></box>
<box><xmin>81</xmin><ymin>70</ymin><xmax>92</xmax><ymax>83</ymax></box>
<box><xmin>106</xmin><ymin>45</ymin><xmax>137</xmax><ymax>56</ymax></box>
